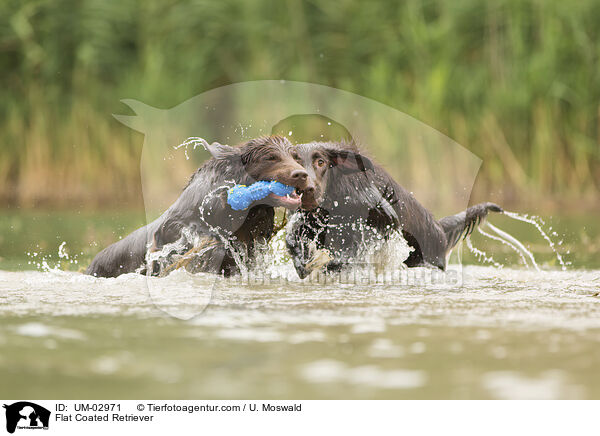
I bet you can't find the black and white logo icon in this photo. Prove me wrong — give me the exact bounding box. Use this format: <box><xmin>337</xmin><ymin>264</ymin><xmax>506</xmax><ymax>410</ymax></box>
<box><xmin>3</xmin><ymin>402</ymin><xmax>50</xmax><ymax>434</ymax></box>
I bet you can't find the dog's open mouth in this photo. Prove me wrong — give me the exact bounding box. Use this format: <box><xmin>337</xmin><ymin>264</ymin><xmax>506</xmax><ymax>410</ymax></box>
<box><xmin>268</xmin><ymin>188</ymin><xmax>302</xmax><ymax>209</ymax></box>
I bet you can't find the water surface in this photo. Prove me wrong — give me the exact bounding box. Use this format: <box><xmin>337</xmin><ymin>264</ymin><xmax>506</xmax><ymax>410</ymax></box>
<box><xmin>1</xmin><ymin>210</ymin><xmax>599</xmax><ymax>399</ymax></box>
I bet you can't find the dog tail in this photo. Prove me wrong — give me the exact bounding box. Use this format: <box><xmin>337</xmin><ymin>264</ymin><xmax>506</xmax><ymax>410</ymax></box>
<box><xmin>439</xmin><ymin>202</ymin><xmax>503</xmax><ymax>252</ymax></box>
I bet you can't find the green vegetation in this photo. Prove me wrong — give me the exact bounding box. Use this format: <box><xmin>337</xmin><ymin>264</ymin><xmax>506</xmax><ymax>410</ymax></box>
<box><xmin>1</xmin><ymin>0</ymin><xmax>599</xmax><ymax>209</ymax></box>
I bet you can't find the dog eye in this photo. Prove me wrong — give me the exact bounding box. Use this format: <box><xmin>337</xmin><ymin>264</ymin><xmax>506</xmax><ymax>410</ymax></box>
<box><xmin>265</xmin><ymin>154</ymin><xmax>278</xmax><ymax>161</ymax></box>
<box><xmin>316</xmin><ymin>158</ymin><xmax>326</xmax><ymax>167</ymax></box>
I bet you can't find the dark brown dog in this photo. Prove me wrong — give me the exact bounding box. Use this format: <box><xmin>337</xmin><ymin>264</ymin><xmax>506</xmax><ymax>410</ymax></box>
<box><xmin>285</xmin><ymin>140</ymin><xmax>502</xmax><ymax>278</ymax></box>
<box><xmin>86</xmin><ymin>135</ymin><xmax>316</xmax><ymax>277</ymax></box>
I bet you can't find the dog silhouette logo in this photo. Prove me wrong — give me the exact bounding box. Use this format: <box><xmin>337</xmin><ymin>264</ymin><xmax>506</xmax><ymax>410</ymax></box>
<box><xmin>3</xmin><ymin>402</ymin><xmax>50</xmax><ymax>434</ymax></box>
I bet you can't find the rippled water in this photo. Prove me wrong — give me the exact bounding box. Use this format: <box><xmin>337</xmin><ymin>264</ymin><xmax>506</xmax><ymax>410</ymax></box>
<box><xmin>1</xmin><ymin>210</ymin><xmax>599</xmax><ymax>398</ymax></box>
<box><xmin>1</xmin><ymin>262</ymin><xmax>599</xmax><ymax>399</ymax></box>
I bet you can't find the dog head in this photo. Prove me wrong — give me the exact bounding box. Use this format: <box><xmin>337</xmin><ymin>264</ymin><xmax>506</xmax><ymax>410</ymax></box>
<box><xmin>205</xmin><ymin>135</ymin><xmax>317</xmax><ymax>210</ymax></box>
<box><xmin>288</xmin><ymin>141</ymin><xmax>374</xmax><ymax>210</ymax></box>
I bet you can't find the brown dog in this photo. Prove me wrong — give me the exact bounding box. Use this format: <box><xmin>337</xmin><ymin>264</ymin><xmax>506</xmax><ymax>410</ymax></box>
<box><xmin>285</xmin><ymin>140</ymin><xmax>502</xmax><ymax>278</ymax></box>
<box><xmin>86</xmin><ymin>135</ymin><xmax>317</xmax><ymax>277</ymax></box>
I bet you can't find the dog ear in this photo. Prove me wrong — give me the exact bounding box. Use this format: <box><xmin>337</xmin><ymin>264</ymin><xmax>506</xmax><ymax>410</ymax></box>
<box><xmin>326</xmin><ymin>148</ymin><xmax>374</xmax><ymax>174</ymax></box>
<box><xmin>203</xmin><ymin>141</ymin><xmax>237</xmax><ymax>160</ymax></box>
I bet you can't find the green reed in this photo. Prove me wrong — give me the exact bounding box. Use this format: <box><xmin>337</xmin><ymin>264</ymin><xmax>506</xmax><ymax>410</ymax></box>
<box><xmin>0</xmin><ymin>0</ymin><xmax>598</xmax><ymax>209</ymax></box>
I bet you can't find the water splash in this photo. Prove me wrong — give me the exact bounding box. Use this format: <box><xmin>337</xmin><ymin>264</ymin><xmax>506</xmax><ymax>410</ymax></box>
<box><xmin>465</xmin><ymin>210</ymin><xmax>568</xmax><ymax>271</ymax></box>
<box><xmin>465</xmin><ymin>237</ymin><xmax>503</xmax><ymax>268</ymax></box>
<box><xmin>139</xmin><ymin>183</ymin><xmax>566</xmax><ymax>280</ymax></box>
<box><xmin>196</xmin><ymin>183</ymin><xmax>249</xmax><ymax>276</ymax></box>
<box><xmin>58</xmin><ymin>242</ymin><xmax>69</xmax><ymax>260</ymax></box>
<box><xmin>475</xmin><ymin>224</ymin><xmax>530</xmax><ymax>268</ymax></box>
<box><xmin>143</xmin><ymin>227</ymin><xmax>202</xmax><ymax>276</ymax></box>
<box><xmin>173</xmin><ymin>137</ymin><xmax>211</xmax><ymax>160</ymax></box>
<box><xmin>484</xmin><ymin>222</ymin><xmax>540</xmax><ymax>271</ymax></box>
<box><xmin>144</xmin><ymin>183</ymin><xmax>250</xmax><ymax>277</ymax></box>
<box><xmin>27</xmin><ymin>242</ymin><xmax>83</xmax><ymax>272</ymax></box>
<box><xmin>504</xmin><ymin>211</ymin><xmax>567</xmax><ymax>270</ymax></box>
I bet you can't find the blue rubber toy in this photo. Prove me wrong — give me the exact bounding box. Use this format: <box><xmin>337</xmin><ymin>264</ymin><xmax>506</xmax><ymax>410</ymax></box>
<box><xmin>227</xmin><ymin>181</ymin><xmax>295</xmax><ymax>210</ymax></box>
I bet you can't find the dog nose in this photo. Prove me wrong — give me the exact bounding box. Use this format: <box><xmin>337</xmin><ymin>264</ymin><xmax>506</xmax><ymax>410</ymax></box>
<box><xmin>290</xmin><ymin>169</ymin><xmax>308</xmax><ymax>181</ymax></box>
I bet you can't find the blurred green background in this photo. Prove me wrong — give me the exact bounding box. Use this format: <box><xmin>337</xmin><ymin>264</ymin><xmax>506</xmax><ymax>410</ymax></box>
<box><xmin>0</xmin><ymin>0</ymin><xmax>599</xmax><ymax>269</ymax></box>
